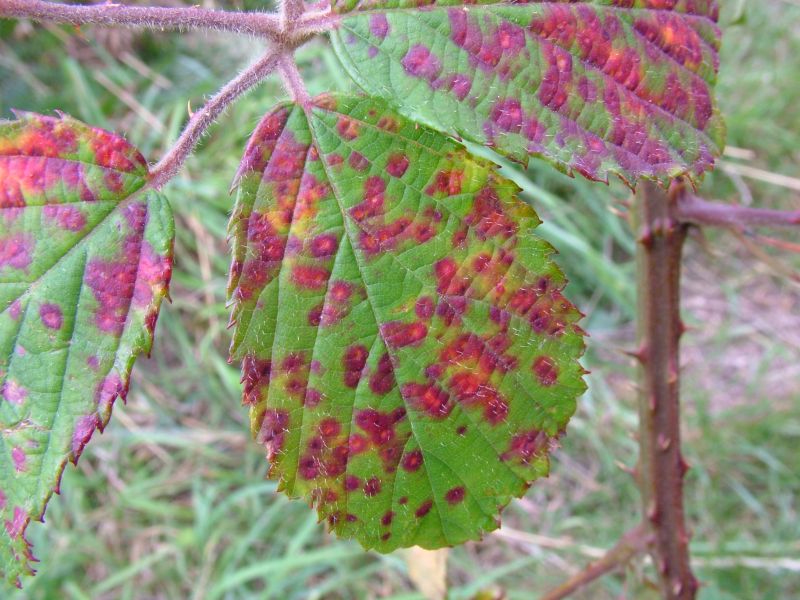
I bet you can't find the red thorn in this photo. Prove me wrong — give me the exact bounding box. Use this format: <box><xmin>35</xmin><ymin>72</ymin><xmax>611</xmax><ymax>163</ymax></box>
<box><xmin>647</xmin><ymin>500</ymin><xmax>659</xmax><ymax>523</ymax></box>
<box><xmin>677</xmin><ymin>320</ymin><xmax>689</xmax><ymax>337</ymax></box>
<box><xmin>623</xmin><ymin>344</ymin><xmax>648</xmax><ymax>364</ymax></box>
<box><xmin>638</xmin><ymin>225</ymin><xmax>654</xmax><ymax>247</ymax></box>
<box><xmin>659</xmin><ymin>558</ymin><xmax>668</xmax><ymax>575</ymax></box>
<box><xmin>678</xmin><ymin>454</ymin><xmax>690</xmax><ymax>477</ymax></box>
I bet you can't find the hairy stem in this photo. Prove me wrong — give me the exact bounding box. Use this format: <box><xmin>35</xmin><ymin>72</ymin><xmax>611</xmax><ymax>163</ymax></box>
<box><xmin>539</xmin><ymin>525</ymin><xmax>649</xmax><ymax>600</ymax></box>
<box><xmin>150</xmin><ymin>50</ymin><xmax>283</xmax><ymax>189</ymax></box>
<box><xmin>677</xmin><ymin>194</ymin><xmax>800</xmax><ymax>229</ymax></box>
<box><xmin>0</xmin><ymin>0</ymin><xmax>282</xmax><ymax>39</ymax></box>
<box><xmin>281</xmin><ymin>0</ymin><xmax>306</xmax><ymax>29</ymax></box>
<box><xmin>298</xmin><ymin>9</ymin><xmax>341</xmax><ymax>33</ymax></box>
<box><xmin>632</xmin><ymin>181</ymin><xmax>697</xmax><ymax>600</ymax></box>
<box><xmin>279</xmin><ymin>55</ymin><xmax>312</xmax><ymax>107</ymax></box>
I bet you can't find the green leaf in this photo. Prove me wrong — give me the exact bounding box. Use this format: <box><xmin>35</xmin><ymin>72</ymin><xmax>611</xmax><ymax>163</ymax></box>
<box><xmin>0</xmin><ymin>113</ymin><xmax>174</xmax><ymax>586</ymax></box>
<box><xmin>330</xmin><ymin>0</ymin><xmax>725</xmax><ymax>185</ymax></box>
<box><xmin>228</xmin><ymin>94</ymin><xmax>585</xmax><ymax>551</ymax></box>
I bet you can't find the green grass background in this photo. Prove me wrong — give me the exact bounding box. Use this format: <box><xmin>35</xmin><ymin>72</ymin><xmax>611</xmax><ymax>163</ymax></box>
<box><xmin>1</xmin><ymin>1</ymin><xmax>798</xmax><ymax>598</ymax></box>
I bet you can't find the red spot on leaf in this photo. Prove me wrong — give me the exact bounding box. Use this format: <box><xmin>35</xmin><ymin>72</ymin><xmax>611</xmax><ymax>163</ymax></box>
<box><xmin>490</xmin><ymin>98</ymin><xmax>524</xmax><ymax>133</ymax></box>
<box><xmin>503</xmin><ymin>429</ymin><xmax>549</xmax><ymax>464</ymax></box>
<box><xmin>386</xmin><ymin>153</ymin><xmax>410</xmax><ymax>178</ymax></box>
<box><xmin>532</xmin><ymin>356</ymin><xmax>559</xmax><ymax>386</ymax></box>
<box><xmin>258</xmin><ymin>409</ymin><xmax>290</xmax><ymax>462</ymax></box>
<box><xmin>298</xmin><ymin>455</ymin><xmax>320</xmax><ymax>480</ymax></box>
<box><xmin>318</xmin><ymin>418</ymin><xmax>341</xmax><ymax>438</ymax></box>
<box><xmin>72</xmin><ymin>414</ymin><xmax>100</xmax><ymax>461</ymax></box>
<box><xmin>308</xmin><ymin>304</ymin><xmax>323</xmax><ymax>326</ymax></box>
<box><xmin>330</xmin><ymin>281</ymin><xmax>352</xmax><ymax>303</ymax></box>
<box><xmin>348</xmin><ymin>151</ymin><xmax>369</xmax><ymax>171</ymax></box>
<box><xmin>337</xmin><ymin>116</ymin><xmax>360</xmax><ymax>140</ymax></box>
<box><xmin>401</xmin><ymin>449</ymin><xmax>424</xmax><ymax>472</ymax></box>
<box><xmin>445</xmin><ymin>486</ymin><xmax>466</xmax><ymax>504</ymax></box>
<box><xmin>466</xmin><ymin>188</ymin><xmax>517</xmax><ymax>239</ymax></box>
<box><xmin>496</xmin><ymin>21</ymin><xmax>526</xmax><ymax>53</ymax></box>
<box><xmin>415</xmin><ymin>296</ymin><xmax>435</xmax><ymax>320</ymax></box>
<box><xmin>355</xmin><ymin>408</ymin><xmax>402</xmax><ymax>446</ymax></box>
<box><xmin>291</xmin><ymin>265</ymin><xmax>329</xmax><ymax>290</ymax></box>
<box><xmin>369</xmin><ymin>14</ymin><xmax>390</xmax><ymax>39</ymax></box>
<box><xmin>402</xmin><ymin>45</ymin><xmax>442</xmax><ymax>82</ymax></box>
<box><xmin>0</xmin><ymin>234</ymin><xmax>33</xmax><ymax>271</ymax></box>
<box><xmin>1</xmin><ymin>380</ymin><xmax>27</xmax><ymax>405</ymax></box>
<box><xmin>402</xmin><ymin>382</ymin><xmax>453</xmax><ymax>419</ymax></box>
<box><xmin>448</xmin><ymin>373</ymin><xmax>508</xmax><ymax>425</ymax></box>
<box><xmin>415</xmin><ymin>499</ymin><xmax>433</xmax><ymax>518</ymax></box>
<box><xmin>5</xmin><ymin>506</ymin><xmax>27</xmax><ymax>539</ymax></box>
<box><xmin>43</xmin><ymin>205</ymin><xmax>86</xmax><ymax>231</ymax></box>
<box><xmin>426</xmin><ymin>170</ymin><xmax>463</xmax><ymax>196</ymax></box>
<box><xmin>350</xmin><ymin>176</ymin><xmax>386</xmax><ymax>222</ymax></box>
<box><xmin>39</xmin><ymin>303</ymin><xmax>63</xmax><ymax>330</ymax></box>
<box><xmin>242</xmin><ymin>356</ymin><xmax>271</xmax><ymax>404</ymax></box>
<box><xmin>434</xmin><ymin>257</ymin><xmax>461</xmax><ymax>294</ymax></box>
<box><xmin>381</xmin><ymin>321</ymin><xmax>428</xmax><ymax>348</ymax></box>
<box><xmin>364</xmin><ymin>476</ymin><xmax>382</xmax><ymax>497</ymax></box>
<box><xmin>369</xmin><ymin>353</ymin><xmax>396</xmax><ymax>395</ymax></box>
<box><xmin>310</xmin><ymin>233</ymin><xmax>339</xmax><ymax>258</ymax></box>
<box><xmin>280</xmin><ymin>352</ymin><xmax>306</xmax><ymax>374</ymax></box>
<box><xmin>343</xmin><ymin>345</ymin><xmax>369</xmax><ymax>388</ymax></box>
<box><xmin>11</xmin><ymin>447</ymin><xmax>26</xmax><ymax>472</ymax></box>
<box><xmin>450</xmin><ymin>73</ymin><xmax>472</xmax><ymax>100</ymax></box>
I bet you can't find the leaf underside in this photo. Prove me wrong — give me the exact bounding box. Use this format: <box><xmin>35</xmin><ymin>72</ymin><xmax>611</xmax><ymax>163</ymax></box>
<box><xmin>228</xmin><ymin>94</ymin><xmax>586</xmax><ymax>551</ymax></box>
<box><xmin>0</xmin><ymin>114</ymin><xmax>174</xmax><ymax>586</ymax></box>
<box><xmin>330</xmin><ymin>0</ymin><xmax>725</xmax><ymax>185</ymax></box>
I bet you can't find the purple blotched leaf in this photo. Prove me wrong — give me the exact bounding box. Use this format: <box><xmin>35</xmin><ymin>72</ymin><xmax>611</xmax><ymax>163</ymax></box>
<box><xmin>228</xmin><ymin>94</ymin><xmax>586</xmax><ymax>551</ymax></box>
<box><xmin>330</xmin><ymin>0</ymin><xmax>725</xmax><ymax>185</ymax></box>
<box><xmin>0</xmin><ymin>113</ymin><xmax>173</xmax><ymax>586</ymax></box>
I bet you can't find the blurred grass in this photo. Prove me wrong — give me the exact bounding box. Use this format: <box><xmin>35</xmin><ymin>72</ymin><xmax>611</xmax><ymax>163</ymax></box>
<box><xmin>1</xmin><ymin>1</ymin><xmax>799</xmax><ymax>598</ymax></box>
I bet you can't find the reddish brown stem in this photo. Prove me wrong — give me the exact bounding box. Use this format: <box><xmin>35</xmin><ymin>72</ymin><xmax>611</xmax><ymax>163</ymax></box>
<box><xmin>539</xmin><ymin>525</ymin><xmax>649</xmax><ymax>600</ymax></box>
<box><xmin>0</xmin><ymin>0</ymin><xmax>282</xmax><ymax>39</ymax></box>
<box><xmin>278</xmin><ymin>55</ymin><xmax>312</xmax><ymax>108</ymax></box>
<box><xmin>677</xmin><ymin>194</ymin><xmax>800</xmax><ymax>229</ymax></box>
<box><xmin>632</xmin><ymin>181</ymin><xmax>697</xmax><ymax>599</ymax></box>
<box><xmin>150</xmin><ymin>49</ymin><xmax>283</xmax><ymax>189</ymax></box>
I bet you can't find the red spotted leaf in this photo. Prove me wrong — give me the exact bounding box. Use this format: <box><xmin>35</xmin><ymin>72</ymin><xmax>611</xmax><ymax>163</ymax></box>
<box><xmin>330</xmin><ymin>0</ymin><xmax>725</xmax><ymax>185</ymax></box>
<box><xmin>228</xmin><ymin>94</ymin><xmax>585</xmax><ymax>551</ymax></box>
<box><xmin>0</xmin><ymin>113</ymin><xmax>174</xmax><ymax>586</ymax></box>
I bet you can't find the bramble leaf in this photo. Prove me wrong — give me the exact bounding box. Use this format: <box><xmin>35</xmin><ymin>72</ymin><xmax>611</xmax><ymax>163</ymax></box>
<box><xmin>228</xmin><ymin>94</ymin><xmax>585</xmax><ymax>551</ymax></box>
<box><xmin>330</xmin><ymin>0</ymin><xmax>725</xmax><ymax>184</ymax></box>
<box><xmin>0</xmin><ymin>113</ymin><xmax>174</xmax><ymax>586</ymax></box>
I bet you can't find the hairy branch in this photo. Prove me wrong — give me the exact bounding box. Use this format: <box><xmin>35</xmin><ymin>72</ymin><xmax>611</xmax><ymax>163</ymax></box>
<box><xmin>539</xmin><ymin>525</ymin><xmax>649</xmax><ymax>600</ymax></box>
<box><xmin>149</xmin><ymin>49</ymin><xmax>283</xmax><ymax>189</ymax></box>
<box><xmin>297</xmin><ymin>9</ymin><xmax>340</xmax><ymax>33</ymax></box>
<box><xmin>281</xmin><ymin>0</ymin><xmax>306</xmax><ymax>29</ymax></box>
<box><xmin>632</xmin><ymin>181</ymin><xmax>697</xmax><ymax>600</ymax></box>
<box><xmin>0</xmin><ymin>0</ymin><xmax>282</xmax><ymax>39</ymax></box>
<box><xmin>279</xmin><ymin>55</ymin><xmax>312</xmax><ymax>107</ymax></box>
<box><xmin>677</xmin><ymin>194</ymin><xmax>800</xmax><ymax>229</ymax></box>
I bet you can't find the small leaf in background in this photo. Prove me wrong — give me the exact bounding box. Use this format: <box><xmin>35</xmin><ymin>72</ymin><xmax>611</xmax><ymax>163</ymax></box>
<box><xmin>0</xmin><ymin>113</ymin><xmax>174</xmax><ymax>587</ymax></box>
<box><xmin>228</xmin><ymin>94</ymin><xmax>585</xmax><ymax>551</ymax></box>
<box><xmin>330</xmin><ymin>0</ymin><xmax>725</xmax><ymax>185</ymax></box>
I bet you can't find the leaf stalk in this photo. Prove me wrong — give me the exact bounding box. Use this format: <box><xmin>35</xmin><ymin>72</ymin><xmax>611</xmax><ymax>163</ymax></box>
<box><xmin>676</xmin><ymin>194</ymin><xmax>800</xmax><ymax>229</ymax></box>
<box><xmin>149</xmin><ymin>49</ymin><xmax>284</xmax><ymax>189</ymax></box>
